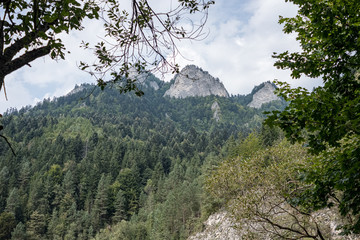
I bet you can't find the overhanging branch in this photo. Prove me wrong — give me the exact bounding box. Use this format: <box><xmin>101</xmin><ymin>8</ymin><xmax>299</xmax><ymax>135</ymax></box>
<box><xmin>2</xmin><ymin>45</ymin><xmax>51</xmax><ymax>77</ymax></box>
<box><xmin>3</xmin><ymin>23</ymin><xmax>51</xmax><ymax>62</ymax></box>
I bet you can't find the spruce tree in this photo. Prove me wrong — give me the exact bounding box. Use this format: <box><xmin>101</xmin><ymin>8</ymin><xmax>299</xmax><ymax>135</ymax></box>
<box><xmin>26</xmin><ymin>211</ymin><xmax>47</xmax><ymax>240</ymax></box>
<box><xmin>92</xmin><ymin>174</ymin><xmax>111</xmax><ymax>231</ymax></box>
<box><xmin>11</xmin><ymin>222</ymin><xmax>27</xmax><ymax>240</ymax></box>
<box><xmin>113</xmin><ymin>190</ymin><xmax>127</xmax><ymax>223</ymax></box>
<box><xmin>5</xmin><ymin>187</ymin><xmax>22</xmax><ymax>222</ymax></box>
<box><xmin>0</xmin><ymin>166</ymin><xmax>9</xmax><ymax>211</ymax></box>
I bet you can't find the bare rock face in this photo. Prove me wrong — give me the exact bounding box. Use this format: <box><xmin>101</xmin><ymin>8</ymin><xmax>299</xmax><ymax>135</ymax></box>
<box><xmin>164</xmin><ymin>65</ymin><xmax>229</xmax><ymax>98</ymax></box>
<box><xmin>188</xmin><ymin>209</ymin><xmax>360</xmax><ymax>240</ymax></box>
<box><xmin>128</xmin><ymin>68</ymin><xmax>160</xmax><ymax>90</ymax></box>
<box><xmin>188</xmin><ymin>212</ymin><xmax>240</xmax><ymax>240</ymax></box>
<box><xmin>211</xmin><ymin>101</ymin><xmax>221</xmax><ymax>122</ymax></box>
<box><xmin>248</xmin><ymin>82</ymin><xmax>280</xmax><ymax>108</ymax></box>
<box><xmin>67</xmin><ymin>84</ymin><xmax>85</xmax><ymax>96</ymax></box>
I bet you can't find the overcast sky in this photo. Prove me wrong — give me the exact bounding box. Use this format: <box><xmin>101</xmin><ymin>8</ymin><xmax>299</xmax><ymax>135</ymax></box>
<box><xmin>0</xmin><ymin>0</ymin><xmax>322</xmax><ymax>113</ymax></box>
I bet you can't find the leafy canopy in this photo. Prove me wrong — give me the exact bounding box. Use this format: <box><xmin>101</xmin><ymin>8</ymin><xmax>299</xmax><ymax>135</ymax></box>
<box><xmin>267</xmin><ymin>0</ymin><xmax>360</xmax><ymax>233</ymax></box>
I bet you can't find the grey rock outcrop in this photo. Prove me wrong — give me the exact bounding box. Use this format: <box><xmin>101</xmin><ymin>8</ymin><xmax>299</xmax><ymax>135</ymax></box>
<box><xmin>248</xmin><ymin>82</ymin><xmax>280</xmax><ymax>108</ymax></box>
<box><xmin>164</xmin><ymin>65</ymin><xmax>229</xmax><ymax>98</ymax></box>
<box><xmin>188</xmin><ymin>212</ymin><xmax>240</xmax><ymax>240</ymax></box>
<box><xmin>211</xmin><ymin>101</ymin><xmax>221</xmax><ymax>122</ymax></box>
<box><xmin>128</xmin><ymin>68</ymin><xmax>160</xmax><ymax>90</ymax></box>
<box><xmin>188</xmin><ymin>209</ymin><xmax>360</xmax><ymax>240</ymax></box>
<box><xmin>67</xmin><ymin>84</ymin><xmax>85</xmax><ymax>96</ymax></box>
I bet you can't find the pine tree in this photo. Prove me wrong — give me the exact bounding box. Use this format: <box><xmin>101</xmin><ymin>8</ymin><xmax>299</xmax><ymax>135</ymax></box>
<box><xmin>87</xmin><ymin>226</ymin><xmax>94</xmax><ymax>240</ymax></box>
<box><xmin>60</xmin><ymin>170</ymin><xmax>77</xmax><ymax>214</ymax></box>
<box><xmin>27</xmin><ymin>176</ymin><xmax>46</xmax><ymax>214</ymax></box>
<box><xmin>5</xmin><ymin>187</ymin><xmax>22</xmax><ymax>222</ymax></box>
<box><xmin>92</xmin><ymin>174</ymin><xmax>111</xmax><ymax>231</ymax></box>
<box><xmin>113</xmin><ymin>190</ymin><xmax>127</xmax><ymax>223</ymax></box>
<box><xmin>151</xmin><ymin>162</ymin><xmax>165</xmax><ymax>190</ymax></box>
<box><xmin>26</xmin><ymin>210</ymin><xmax>47</xmax><ymax>240</ymax></box>
<box><xmin>47</xmin><ymin>209</ymin><xmax>64</xmax><ymax>240</ymax></box>
<box><xmin>19</xmin><ymin>161</ymin><xmax>31</xmax><ymax>190</ymax></box>
<box><xmin>76</xmin><ymin>210</ymin><xmax>92</xmax><ymax>240</ymax></box>
<box><xmin>64</xmin><ymin>222</ymin><xmax>77</xmax><ymax>240</ymax></box>
<box><xmin>11</xmin><ymin>222</ymin><xmax>27</xmax><ymax>240</ymax></box>
<box><xmin>0</xmin><ymin>166</ymin><xmax>10</xmax><ymax>211</ymax></box>
<box><xmin>0</xmin><ymin>212</ymin><xmax>16</xmax><ymax>240</ymax></box>
<box><xmin>117</xmin><ymin>168</ymin><xmax>141</xmax><ymax>217</ymax></box>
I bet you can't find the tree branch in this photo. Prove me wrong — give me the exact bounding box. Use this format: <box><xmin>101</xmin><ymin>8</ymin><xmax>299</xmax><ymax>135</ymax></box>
<box><xmin>2</xmin><ymin>45</ymin><xmax>51</xmax><ymax>77</ymax></box>
<box><xmin>2</xmin><ymin>23</ymin><xmax>51</xmax><ymax>62</ymax></box>
<box><xmin>0</xmin><ymin>0</ymin><xmax>12</xmax><ymax>55</ymax></box>
<box><xmin>260</xmin><ymin>216</ymin><xmax>318</xmax><ymax>239</ymax></box>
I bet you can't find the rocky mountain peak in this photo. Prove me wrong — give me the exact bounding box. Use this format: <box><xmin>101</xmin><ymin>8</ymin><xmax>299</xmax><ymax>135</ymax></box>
<box><xmin>164</xmin><ymin>65</ymin><xmax>229</xmax><ymax>98</ymax></box>
<box><xmin>248</xmin><ymin>82</ymin><xmax>280</xmax><ymax>108</ymax></box>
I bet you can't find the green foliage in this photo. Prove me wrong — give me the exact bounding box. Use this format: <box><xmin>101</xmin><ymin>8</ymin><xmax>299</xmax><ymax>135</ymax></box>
<box><xmin>273</xmin><ymin>0</ymin><xmax>360</xmax><ymax>84</ymax></box>
<box><xmin>26</xmin><ymin>210</ymin><xmax>47</xmax><ymax>240</ymax></box>
<box><xmin>267</xmin><ymin>0</ymin><xmax>360</xmax><ymax>233</ymax></box>
<box><xmin>5</xmin><ymin>188</ymin><xmax>23</xmax><ymax>222</ymax></box>
<box><xmin>0</xmin><ymin>212</ymin><xmax>16</xmax><ymax>240</ymax></box>
<box><xmin>93</xmin><ymin>220</ymin><xmax>148</xmax><ymax>240</ymax></box>
<box><xmin>227</xmin><ymin>132</ymin><xmax>263</xmax><ymax>159</ymax></box>
<box><xmin>206</xmin><ymin>136</ymin><xmax>331</xmax><ymax>239</ymax></box>
<box><xmin>11</xmin><ymin>222</ymin><xmax>27</xmax><ymax>240</ymax></box>
<box><xmin>300</xmin><ymin>134</ymin><xmax>360</xmax><ymax>233</ymax></box>
<box><xmin>43</xmin><ymin>117</ymin><xmax>103</xmax><ymax>141</ymax></box>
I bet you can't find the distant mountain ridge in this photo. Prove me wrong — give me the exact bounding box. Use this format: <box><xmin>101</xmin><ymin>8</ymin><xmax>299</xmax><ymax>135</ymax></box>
<box><xmin>164</xmin><ymin>65</ymin><xmax>229</xmax><ymax>98</ymax></box>
<box><xmin>64</xmin><ymin>65</ymin><xmax>279</xmax><ymax>108</ymax></box>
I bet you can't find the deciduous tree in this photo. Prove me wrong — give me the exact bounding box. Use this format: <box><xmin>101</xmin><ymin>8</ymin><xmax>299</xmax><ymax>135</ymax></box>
<box><xmin>267</xmin><ymin>0</ymin><xmax>360</xmax><ymax>233</ymax></box>
<box><xmin>206</xmin><ymin>138</ymin><xmax>329</xmax><ymax>239</ymax></box>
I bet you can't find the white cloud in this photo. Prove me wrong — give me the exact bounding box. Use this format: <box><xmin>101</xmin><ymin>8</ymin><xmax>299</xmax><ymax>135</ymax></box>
<box><xmin>171</xmin><ymin>0</ymin><xmax>322</xmax><ymax>94</ymax></box>
<box><xmin>0</xmin><ymin>18</ymin><xmax>104</xmax><ymax>113</ymax></box>
<box><xmin>0</xmin><ymin>77</ymin><xmax>34</xmax><ymax>113</ymax></box>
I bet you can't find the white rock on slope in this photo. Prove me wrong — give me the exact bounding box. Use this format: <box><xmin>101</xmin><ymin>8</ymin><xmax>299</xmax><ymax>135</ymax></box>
<box><xmin>188</xmin><ymin>212</ymin><xmax>240</xmax><ymax>240</ymax></box>
<box><xmin>211</xmin><ymin>101</ymin><xmax>221</xmax><ymax>122</ymax></box>
<box><xmin>188</xmin><ymin>209</ymin><xmax>360</xmax><ymax>240</ymax></box>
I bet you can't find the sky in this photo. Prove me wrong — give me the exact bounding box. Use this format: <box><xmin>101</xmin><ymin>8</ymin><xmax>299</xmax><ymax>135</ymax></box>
<box><xmin>0</xmin><ymin>0</ymin><xmax>323</xmax><ymax>113</ymax></box>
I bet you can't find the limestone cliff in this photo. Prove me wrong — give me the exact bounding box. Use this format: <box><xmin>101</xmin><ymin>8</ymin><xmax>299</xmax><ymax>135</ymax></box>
<box><xmin>248</xmin><ymin>82</ymin><xmax>280</xmax><ymax>108</ymax></box>
<box><xmin>164</xmin><ymin>65</ymin><xmax>229</xmax><ymax>98</ymax></box>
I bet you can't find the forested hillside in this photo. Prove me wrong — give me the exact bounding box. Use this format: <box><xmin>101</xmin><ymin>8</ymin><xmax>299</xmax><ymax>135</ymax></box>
<box><xmin>0</xmin><ymin>79</ymin><xmax>284</xmax><ymax>240</ymax></box>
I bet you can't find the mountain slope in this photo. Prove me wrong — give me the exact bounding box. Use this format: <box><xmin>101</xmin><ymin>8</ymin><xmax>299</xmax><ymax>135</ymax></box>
<box><xmin>0</xmin><ymin>76</ymin><xmax>285</xmax><ymax>240</ymax></box>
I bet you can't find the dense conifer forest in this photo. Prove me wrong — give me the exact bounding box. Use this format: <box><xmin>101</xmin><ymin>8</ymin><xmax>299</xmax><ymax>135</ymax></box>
<box><xmin>0</xmin><ymin>79</ymin><xmax>285</xmax><ymax>240</ymax></box>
